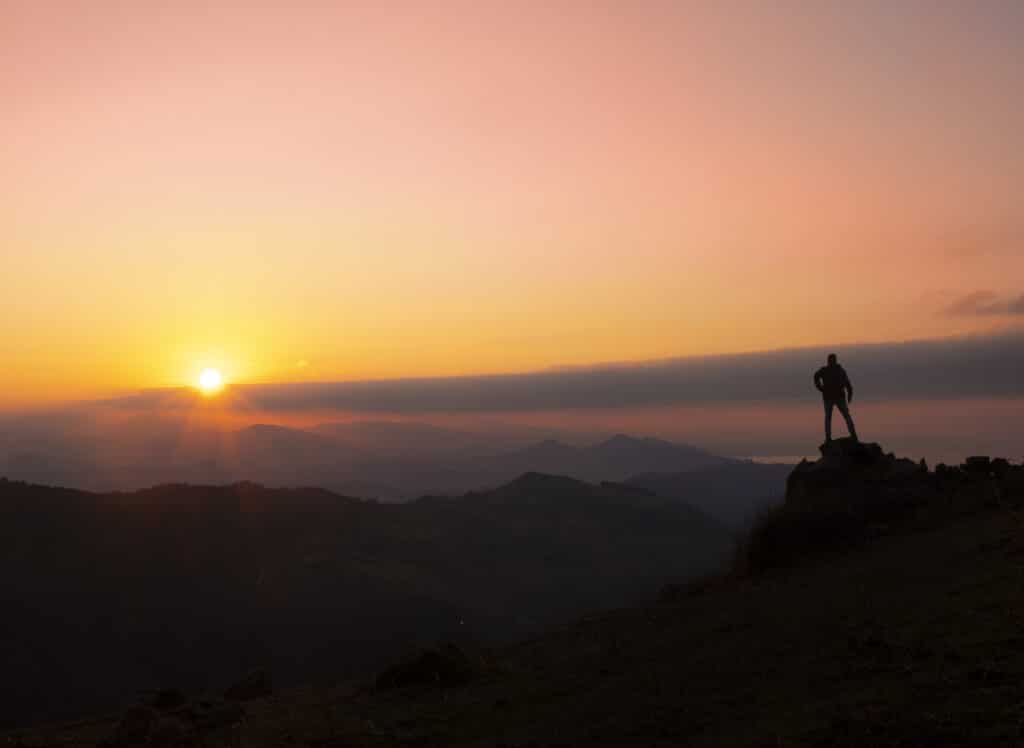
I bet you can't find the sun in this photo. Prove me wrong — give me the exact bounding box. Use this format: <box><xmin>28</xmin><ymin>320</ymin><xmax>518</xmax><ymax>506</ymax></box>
<box><xmin>197</xmin><ymin>368</ymin><xmax>224</xmax><ymax>395</ymax></box>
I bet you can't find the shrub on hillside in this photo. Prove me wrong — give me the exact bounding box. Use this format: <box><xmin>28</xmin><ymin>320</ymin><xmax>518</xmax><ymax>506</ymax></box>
<box><xmin>375</xmin><ymin>644</ymin><xmax>482</xmax><ymax>690</ymax></box>
<box><xmin>733</xmin><ymin>499</ymin><xmax>874</xmax><ymax>574</ymax></box>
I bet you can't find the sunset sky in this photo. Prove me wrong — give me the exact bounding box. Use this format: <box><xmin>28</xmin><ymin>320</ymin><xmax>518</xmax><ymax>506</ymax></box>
<box><xmin>3</xmin><ymin>1</ymin><xmax>1023</xmax><ymax>406</ymax></box>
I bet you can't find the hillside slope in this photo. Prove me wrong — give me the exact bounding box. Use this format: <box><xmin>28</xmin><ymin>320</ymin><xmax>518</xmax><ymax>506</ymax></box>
<box><xmin>628</xmin><ymin>460</ymin><xmax>793</xmax><ymax>528</ymax></box>
<box><xmin>7</xmin><ymin>446</ymin><xmax>1023</xmax><ymax>746</ymax></box>
<box><xmin>0</xmin><ymin>474</ymin><xmax>729</xmax><ymax>729</ymax></box>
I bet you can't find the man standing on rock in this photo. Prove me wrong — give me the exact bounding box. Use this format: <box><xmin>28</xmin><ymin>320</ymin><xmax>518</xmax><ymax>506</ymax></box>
<box><xmin>814</xmin><ymin>353</ymin><xmax>858</xmax><ymax>443</ymax></box>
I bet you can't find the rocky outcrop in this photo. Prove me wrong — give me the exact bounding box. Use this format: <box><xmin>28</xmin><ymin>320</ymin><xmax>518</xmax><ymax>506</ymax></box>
<box><xmin>785</xmin><ymin>438</ymin><xmax>926</xmax><ymax>509</ymax></box>
<box><xmin>738</xmin><ymin>438</ymin><xmax>1023</xmax><ymax>573</ymax></box>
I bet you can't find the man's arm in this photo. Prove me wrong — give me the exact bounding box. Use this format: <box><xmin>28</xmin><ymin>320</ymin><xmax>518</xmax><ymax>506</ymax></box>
<box><xmin>843</xmin><ymin>369</ymin><xmax>853</xmax><ymax>402</ymax></box>
<box><xmin>813</xmin><ymin>368</ymin><xmax>824</xmax><ymax>393</ymax></box>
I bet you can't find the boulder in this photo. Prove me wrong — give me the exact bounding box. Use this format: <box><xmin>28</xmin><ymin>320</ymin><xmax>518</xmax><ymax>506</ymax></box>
<box><xmin>991</xmin><ymin>458</ymin><xmax>1011</xmax><ymax>477</ymax></box>
<box><xmin>819</xmin><ymin>437</ymin><xmax>884</xmax><ymax>461</ymax></box>
<box><xmin>964</xmin><ymin>456</ymin><xmax>992</xmax><ymax>474</ymax></box>
<box><xmin>376</xmin><ymin>643</ymin><xmax>480</xmax><ymax>689</ymax></box>
<box><xmin>224</xmin><ymin>669</ymin><xmax>272</xmax><ymax>701</ymax></box>
<box><xmin>787</xmin><ymin>440</ymin><xmax>901</xmax><ymax>505</ymax></box>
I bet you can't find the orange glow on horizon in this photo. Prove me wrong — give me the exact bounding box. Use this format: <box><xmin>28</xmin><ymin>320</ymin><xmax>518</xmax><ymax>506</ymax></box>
<box><xmin>197</xmin><ymin>369</ymin><xmax>224</xmax><ymax>395</ymax></box>
<box><xmin>1</xmin><ymin>3</ymin><xmax>1022</xmax><ymax>406</ymax></box>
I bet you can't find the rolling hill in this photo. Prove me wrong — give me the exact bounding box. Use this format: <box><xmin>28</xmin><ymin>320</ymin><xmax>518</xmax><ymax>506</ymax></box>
<box><xmin>629</xmin><ymin>460</ymin><xmax>794</xmax><ymax>528</ymax></box>
<box><xmin>0</xmin><ymin>472</ymin><xmax>729</xmax><ymax>728</ymax></box>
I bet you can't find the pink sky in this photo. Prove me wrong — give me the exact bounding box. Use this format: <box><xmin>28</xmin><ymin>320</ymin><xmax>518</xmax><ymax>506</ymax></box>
<box><xmin>2</xmin><ymin>2</ymin><xmax>1022</xmax><ymax>404</ymax></box>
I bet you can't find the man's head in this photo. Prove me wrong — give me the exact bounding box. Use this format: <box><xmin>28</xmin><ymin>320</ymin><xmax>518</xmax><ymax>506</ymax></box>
<box><xmin>827</xmin><ymin>353</ymin><xmax>837</xmax><ymax>366</ymax></box>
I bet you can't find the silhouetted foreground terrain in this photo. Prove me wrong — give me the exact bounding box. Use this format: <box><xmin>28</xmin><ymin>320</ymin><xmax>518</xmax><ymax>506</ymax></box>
<box><xmin>6</xmin><ymin>441</ymin><xmax>1024</xmax><ymax>746</ymax></box>
<box><xmin>0</xmin><ymin>473</ymin><xmax>730</xmax><ymax>728</ymax></box>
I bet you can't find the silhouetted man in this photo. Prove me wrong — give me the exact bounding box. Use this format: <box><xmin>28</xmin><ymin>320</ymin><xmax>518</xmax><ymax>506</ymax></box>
<box><xmin>814</xmin><ymin>353</ymin><xmax>858</xmax><ymax>443</ymax></box>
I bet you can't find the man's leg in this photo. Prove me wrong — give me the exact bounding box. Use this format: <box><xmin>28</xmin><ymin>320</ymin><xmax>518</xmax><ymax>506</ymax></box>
<box><xmin>837</xmin><ymin>400</ymin><xmax>858</xmax><ymax>441</ymax></box>
<box><xmin>824</xmin><ymin>399</ymin><xmax>834</xmax><ymax>442</ymax></box>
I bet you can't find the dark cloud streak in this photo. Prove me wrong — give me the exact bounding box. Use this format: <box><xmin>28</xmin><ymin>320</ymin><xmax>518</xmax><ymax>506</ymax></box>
<box><xmin>102</xmin><ymin>330</ymin><xmax>1024</xmax><ymax>414</ymax></box>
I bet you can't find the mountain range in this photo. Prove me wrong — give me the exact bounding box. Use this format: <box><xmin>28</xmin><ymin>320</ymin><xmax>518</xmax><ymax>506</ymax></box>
<box><xmin>0</xmin><ymin>471</ymin><xmax>732</xmax><ymax>727</ymax></box>
<box><xmin>628</xmin><ymin>460</ymin><xmax>793</xmax><ymax>528</ymax></box>
<box><xmin>1</xmin><ymin>419</ymin><xmax>752</xmax><ymax>500</ymax></box>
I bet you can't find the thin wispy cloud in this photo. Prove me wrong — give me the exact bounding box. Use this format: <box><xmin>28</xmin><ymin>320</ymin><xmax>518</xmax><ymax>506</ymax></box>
<box><xmin>946</xmin><ymin>291</ymin><xmax>1024</xmax><ymax>316</ymax></box>
<box><xmin>940</xmin><ymin>223</ymin><xmax>1023</xmax><ymax>259</ymax></box>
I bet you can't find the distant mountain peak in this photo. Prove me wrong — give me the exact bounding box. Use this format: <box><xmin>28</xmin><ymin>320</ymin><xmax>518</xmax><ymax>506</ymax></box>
<box><xmin>505</xmin><ymin>471</ymin><xmax>588</xmax><ymax>492</ymax></box>
<box><xmin>594</xmin><ymin>433</ymin><xmax>705</xmax><ymax>454</ymax></box>
<box><xmin>600</xmin><ymin>433</ymin><xmax>638</xmax><ymax>446</ymax></box>
<box><xmin>513</xmin><ymin>438</ymin><xmax>574</xmax><ymax>456</ymax></box>
<box><xmin>240</xmin><ymin>423</ymin><xmax>301</xmax><ymax>435</ymax></box>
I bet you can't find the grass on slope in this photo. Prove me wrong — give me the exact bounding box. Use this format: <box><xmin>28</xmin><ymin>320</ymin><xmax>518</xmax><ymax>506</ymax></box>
<box><xmin>9</xmin><ymin>502</ymin><xmax>1024</xmax><ymax>747</ymax></box>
